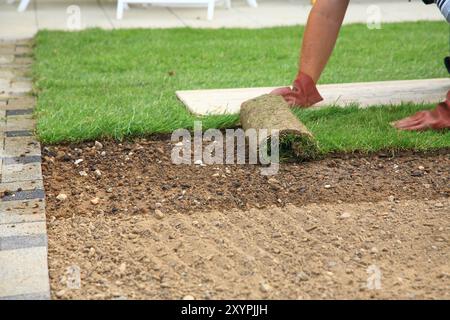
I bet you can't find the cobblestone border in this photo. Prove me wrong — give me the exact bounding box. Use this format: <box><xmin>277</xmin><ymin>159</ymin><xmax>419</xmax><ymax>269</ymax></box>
<box><xmin>0</xmin><ymin>39</ymin><xmax>50</xmax><ymax>300</ymax></box>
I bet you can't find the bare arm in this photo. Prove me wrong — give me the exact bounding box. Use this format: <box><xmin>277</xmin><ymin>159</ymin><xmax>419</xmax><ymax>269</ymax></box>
<box><xmin>271</xmin><ymin>0</ymin><xmax>350</xmax><ymax>107</ymax></box>
<box><xmin>300</xmin><ymin>0</ymin><xmax>350</xmax><ymax>83</ymax></box>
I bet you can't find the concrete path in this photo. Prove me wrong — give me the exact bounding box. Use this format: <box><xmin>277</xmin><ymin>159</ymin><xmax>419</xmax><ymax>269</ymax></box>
<box><xmin>0</xmin><ymin>0</ymin><xmax>444</xmax><ymax>39</ymax></box>
<box><xmin>0</xmin><ymin>40</ymin><xmax>50</xmax><ymax>300</ymax></box>
<box><xmin>177</xmin><ymin>78</ymin><xmax>450</xmax><ymax>115</ymax></box>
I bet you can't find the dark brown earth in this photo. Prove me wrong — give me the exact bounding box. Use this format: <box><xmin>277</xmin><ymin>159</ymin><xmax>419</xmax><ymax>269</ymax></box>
<box><xmin>41</xmin><ymin>138</ymin><xmax>450</xmax><ymax>300</ymax></box>
<box><xmin>42</xmin><ymin>139</ymin><xmax>449</xmax><ymax>217</ymax></box>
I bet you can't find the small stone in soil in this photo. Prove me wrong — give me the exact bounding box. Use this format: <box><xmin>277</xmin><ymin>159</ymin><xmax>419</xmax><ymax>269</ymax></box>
<box><xmin>55</xmin><ymin>290</ymin><xmax>65</xmax><ymax>298</ymax></box>
<box><xmin>94</xmin><ymin>169</ymin><xmax>102</xmax><ymax>177</ymax></box>
<box><xmin>119</xmin><ymin>263</ymin><xmax>127</xmax><ymax>274</ymax></box>
<box><xmin>90</xmin><ymin>197</ymin><xmax>100</xmax><ymax>205</ymax></box>
<box><xmin>94</xmin><ymin>141</ymin><xmax>103</xmax><ymax>149</ymax></box>
<box><xmin>74</xmin><ymin>159</ymin><xmax>83</xmax><ymax>165</ymax></box>
<box><xmin>297</xmin><ymin>272</ymin><xmax>309</xmax><ymax>282</ymax></box>
<box><xmin>339</xmin><ymin>212</ymin><xmax>351</xmax><ymax>219</ymax></box>
<box><xmin>259</xmin><ymin>282</ymin><xmax>272</xmax><ymax>293</ymax></box>
<box><xmin>183</xmin><ymin>295</ymin><xmax>195</xmax><ymax>300</ymax></box>
<box><xmin>324</xmin><ymin>184</ymin><xmax>332</xmax><ymax>189</ymax></box>
<box><xmin>155</xmin><ymin>209</ymin><xmax>164</xmax><ymax>219</ymax></box>
<box><xmin>56</xmin><ymin>193</ymin><xmax>68</xmax><ymax>201</ymax></box>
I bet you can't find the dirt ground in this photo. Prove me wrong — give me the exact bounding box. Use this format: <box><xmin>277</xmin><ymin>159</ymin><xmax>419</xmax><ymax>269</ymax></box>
<box><xmin>41</xmin><ymin>139</ymin><xmax>449</xmax><ymax>299</ymax></box>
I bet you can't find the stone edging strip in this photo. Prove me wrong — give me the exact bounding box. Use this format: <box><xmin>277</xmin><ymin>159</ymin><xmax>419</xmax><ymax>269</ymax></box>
<box><xmin>0</xmin><ymin>39</ymin><xmax>50</xmax><ymax>300</ymax></box>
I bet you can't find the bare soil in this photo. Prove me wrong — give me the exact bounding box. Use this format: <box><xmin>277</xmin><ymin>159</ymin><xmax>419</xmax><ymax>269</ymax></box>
<box><xmin>41</xmin><ymin>138</ymin><xmax>450</xmax><ymax>299</ymax></box>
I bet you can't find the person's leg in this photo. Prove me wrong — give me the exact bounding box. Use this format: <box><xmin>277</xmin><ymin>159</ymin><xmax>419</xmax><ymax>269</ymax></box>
<box><xmin>271</xmin><ymin>0</ymin><xmax>350</xmax><ymax>107</ymax></box>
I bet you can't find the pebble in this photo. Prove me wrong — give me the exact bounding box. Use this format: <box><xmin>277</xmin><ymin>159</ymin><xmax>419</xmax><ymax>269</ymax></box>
<box><xmin>388</xmin><ymin>195</ymin><xmax>395</xmax><ymax>202</ymax></box>
<box><xmin>155</xmin><ymin>209</ymin><xmax>164</xmax><ymax>219</ymax></box>
<box><xmin>101</xmin><ymin>151</ymin><xmax>106</xmax><ymax>156</ymax></box>
<box><xmin>434</xmin><ymin>202</ymin><xmax>444</xmax><ymax>208</ymax></box>
<box><xmin>268</xmin><ymin>178</ymin><xmax>280</xmax><ymax>185</ymax></box>
<box><xmin>90</xmin><ymin>197</ymin><xmax>100</xmax><ymax>205</ymax></box>
<box><xmin>339</xmin><ymin>212</ymin><xmax>351</xmax><ymax>219</ymax></box>
<box><xmin>324</xmin><ymin>184</ymin><xmax>332</xmax><ymax>189</ymax></box>
<box><xmin>106</xmin><ymin>187</ymin><xmax>113</xmax><ymax>193</ymax></box>
<box><xmin>183</xmin><ymin>295</ymin><xmax>195</xmax><ymax>300</ymax></box>
<box><xmin>194</xmin><ymin>159</ymin><xmax>203</xmax><ymax>165</ymax></box>
<box><xmin>259</xmin><ymin>282</ymin><xmax>272</xmax><ymax>293</ymax></box>
<box><xmin>79</xmin><ymin>171</ymin><xmax>87</xmax><ymax>177</ymax></box>
<box><xmin>55</xmin><ymin>290</ymin><xmax>66</xmax><ymax>298</ymax></box>
<box><xmin>88</xmin><ymin>247</ymin><xmax>96</xmax><ymax>257</ymax></box>
<box><xmin>118</xmin><ymin>263</ymin><xmax>127</xmax><ymax>274</ymax></box>
<box><xmin>94</xmin><ymin>169</ymin><xmax>102</xmax><ymax>177</ymax></box>
<box><xmin>297</xmin><ymin>272</ymin><xmax>309</xmax><ymax>282</ymax></box>
<box><xmin>418</xmin><ymin>165</ymin><xmax>425</xmax><ymax>171</ymax></box>
<box><xmin>74</xmin><ymin>159</ymin><xmax>83</xmax><ymax>165</ymax></box>
<box><xmin>94</xmin><ymin>141</ymin><xmax>103</xmax><ymax>149</ymax></box>
<box><xmin>56</xmin><ymin>193</ymin><xmax>68</xmax><ymax>201</ymax></box>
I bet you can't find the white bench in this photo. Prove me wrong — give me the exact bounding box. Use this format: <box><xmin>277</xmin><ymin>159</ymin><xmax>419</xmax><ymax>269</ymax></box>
<box><xmin>12</xmin><ymin>0</ymin><xmax>258</xmax><ymax>20</ymax></box>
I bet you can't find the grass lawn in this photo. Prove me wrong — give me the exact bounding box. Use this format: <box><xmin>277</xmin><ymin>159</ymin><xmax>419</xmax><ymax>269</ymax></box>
<box><xmin>33</xmin><ymin>21</ymin><xmax>450</xmax><ymax>153</ymax></box>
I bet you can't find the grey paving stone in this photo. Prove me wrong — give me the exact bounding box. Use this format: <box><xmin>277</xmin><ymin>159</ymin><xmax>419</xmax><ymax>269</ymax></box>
<box><xmin>3</xmin><ymin>136</ymin><xmax>41</xmax><ymax>157</ymax></box>
<box><xmin>15</xmin><ymin>46</ymin><xmax>32</xmax><ymax>55</ymax></box>
<box><xmin>0</xmin><ymin>199</ymin><xmax>45</xmax><ymax>225</ymax></box>
<box><xmin>1</xmin><ymin>189</ymin><xmax>45</xmax><ymax>202</ymax></box>
<box><xmin>3</xmin><ymin>155</ymin><xmax>41</xmax><ymax>165</ymax></box>
<box><xmin>3</xmin><ymin>96</ymin><xmax>35</xmax><ymax>110</ymax></box>
<box><xmin>5</xmin><ymin>109</ymin><xmax>32</xmax><ymax>116</ymax></box>
<box><xmin>0</xmin><ymin>180</ymin><xmax>44</xmax><ymax>194</ymax></box>
<box><xmin>0</xmin><ymin>55</ymin><xmax>14</xmax><ymax>64</ymax></box>
<box><xmin>0</xmin><ymin>234</ymin><xmax>47</xmax><ymax>251</ymax></box>
<box><xmin>5</xmin><ymin>130</ymin><xmax>33</xmax><ymax>137</ymax></box>
<box><xmin>0</xmin><ymin>92</ymin><xmax>27</xmax><ymax>99</ymax></box>
<box><xmin>0</xmin><ymin>46</ymin><xmax>15</xmax><ymax>55</ymax></box>
<box><xmin>10</xmin><ymin>81</ymin><xmax>31</xmax><ymax>93</ymax></box>
<box><xmin>0</xmin><ymin>247</ymin><xmax>50</xmax><ymax>299</ymax></box>
<box><xmin>13</xmin><ymin>57</ymin><xmax>33</xmax><ymax>65</ymax></box>
<box><xmin>0</xmin><ymin>78</ymin><xmax>10</xmax><ymax>91</ymax></box>
<box><xmin>0</xmin><ymin>291</ymin><xmax>50</xmax><ymax>300</ymax></box>
<box><xmin>0</xmin><ymin>70</ymin><xmax>15</xmax><ymax>80</ymax></box>
<box><xmin>5</xmin><ymin>116</ymin><xmax>34</xmax><ymax>131</ymax></box>
<box><xmin>0</xmin><ymin>221</ymin><xmax>46</xmax><ymax>237</ymax></box>
<box><xmin>1</xmin><ymin>162</ymin><xmax>42</xmax><ymax>183</ymax></box>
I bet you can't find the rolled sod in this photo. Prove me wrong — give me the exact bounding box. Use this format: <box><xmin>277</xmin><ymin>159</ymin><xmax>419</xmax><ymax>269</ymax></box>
<box><xmin>240</xmin><ymin>94</ymin><xmax>319</xmax><ymax>161</ymax></box>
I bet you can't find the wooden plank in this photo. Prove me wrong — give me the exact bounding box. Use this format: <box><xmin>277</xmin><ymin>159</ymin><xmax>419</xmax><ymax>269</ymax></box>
<box><xmin>176</xmin><ymin>78</ymin><xmax>450</xmax><ymax>115</ymax></box>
